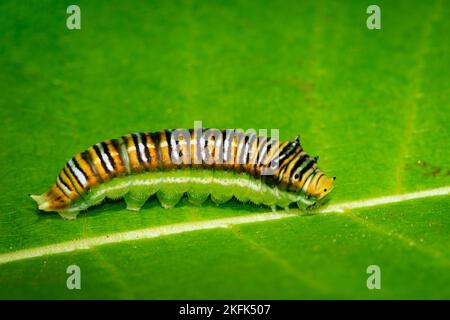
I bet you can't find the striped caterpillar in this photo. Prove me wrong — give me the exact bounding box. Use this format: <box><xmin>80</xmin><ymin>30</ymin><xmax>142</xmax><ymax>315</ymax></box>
<box><xmin>31</xmin><ymin>128</ymin><xmax>335</xmax><ymax>219</ymax></box>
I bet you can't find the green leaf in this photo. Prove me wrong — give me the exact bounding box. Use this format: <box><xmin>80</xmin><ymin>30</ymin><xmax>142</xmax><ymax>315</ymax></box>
<box><xmin>0</xmin><ymin>0</ymin><xmax>449</xmax><ymax>299</ymax></box>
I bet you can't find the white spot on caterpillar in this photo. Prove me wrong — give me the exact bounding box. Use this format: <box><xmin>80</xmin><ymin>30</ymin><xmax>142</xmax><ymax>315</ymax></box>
<box><xmin>97</xmin><ymin>143</ymin><xmax>114</xmax><ymax>172</ymax></box>
<box><xmin>68</xmin><ymin>159</ymin><xmax>87</xmax><ymax>187</ymax></box>
<box><xmin>136</xmin><ymin>135</ymin><xmax>148</xmax><ymax>163</ymax></box>
<box><xmin>57</xmin><ymin>176</ymin><xmax>72</xmax><ymax>196</ymax></box>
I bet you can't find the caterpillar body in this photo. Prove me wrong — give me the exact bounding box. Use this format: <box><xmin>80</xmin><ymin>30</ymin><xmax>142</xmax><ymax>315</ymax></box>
<box><xmin>31</xmin><ymin>128</ymin><xmax>335</xmax><ymax>220</ymax></box>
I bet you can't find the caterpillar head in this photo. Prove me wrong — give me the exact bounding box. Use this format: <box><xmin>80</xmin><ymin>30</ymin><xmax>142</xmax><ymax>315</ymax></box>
<box><xmin>289</xmin><ymin>164</ymin><xmax>335</xmax><ymax>200</ymax></box>
<box><xmin>309</xmin><ymin>174</ymin><xmax>335</xmax><ymax>200</ymax></box>
<box><xmin>286</xmin><ymin>151</ymin><xmax>335</xmax><ymax>199</ymax></box>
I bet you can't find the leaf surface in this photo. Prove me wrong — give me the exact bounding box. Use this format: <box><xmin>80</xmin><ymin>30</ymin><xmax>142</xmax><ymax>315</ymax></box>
<box><xmin>0</xmin><ymin>0</ymin><xmax>449</xmax><ymax>298</ymax></box>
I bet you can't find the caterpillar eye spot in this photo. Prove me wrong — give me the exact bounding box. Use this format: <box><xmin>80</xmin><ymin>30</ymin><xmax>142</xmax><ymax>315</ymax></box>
<box><xmin>324</xmin><ymin>189</ymin><xmax>327</xmax><ymax>192</ymax></box>
<box><xmin>294</xmin><ymin>173</ymin><xmax>300</xmax><ymax>180</ymax></box>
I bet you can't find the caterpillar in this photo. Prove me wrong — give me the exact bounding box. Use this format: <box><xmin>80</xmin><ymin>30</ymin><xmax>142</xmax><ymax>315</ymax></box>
<box><xmin>31</xmin><ymin>128</ymin><xmax>335</xmax><ymax>219</ymax></box>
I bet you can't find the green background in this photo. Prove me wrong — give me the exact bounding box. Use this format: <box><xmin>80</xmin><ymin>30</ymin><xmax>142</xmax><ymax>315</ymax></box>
<box><xmin>0</xmin><ymin>0</ymin><xmax>449</xmax><ymax>299</ymax></box>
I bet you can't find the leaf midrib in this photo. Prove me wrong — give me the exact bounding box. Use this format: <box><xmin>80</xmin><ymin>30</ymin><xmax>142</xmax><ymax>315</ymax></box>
<box><xmin>0</xmin><ymin>186</ymin><xmax>448</xmax><ymax>265</ymax></box>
